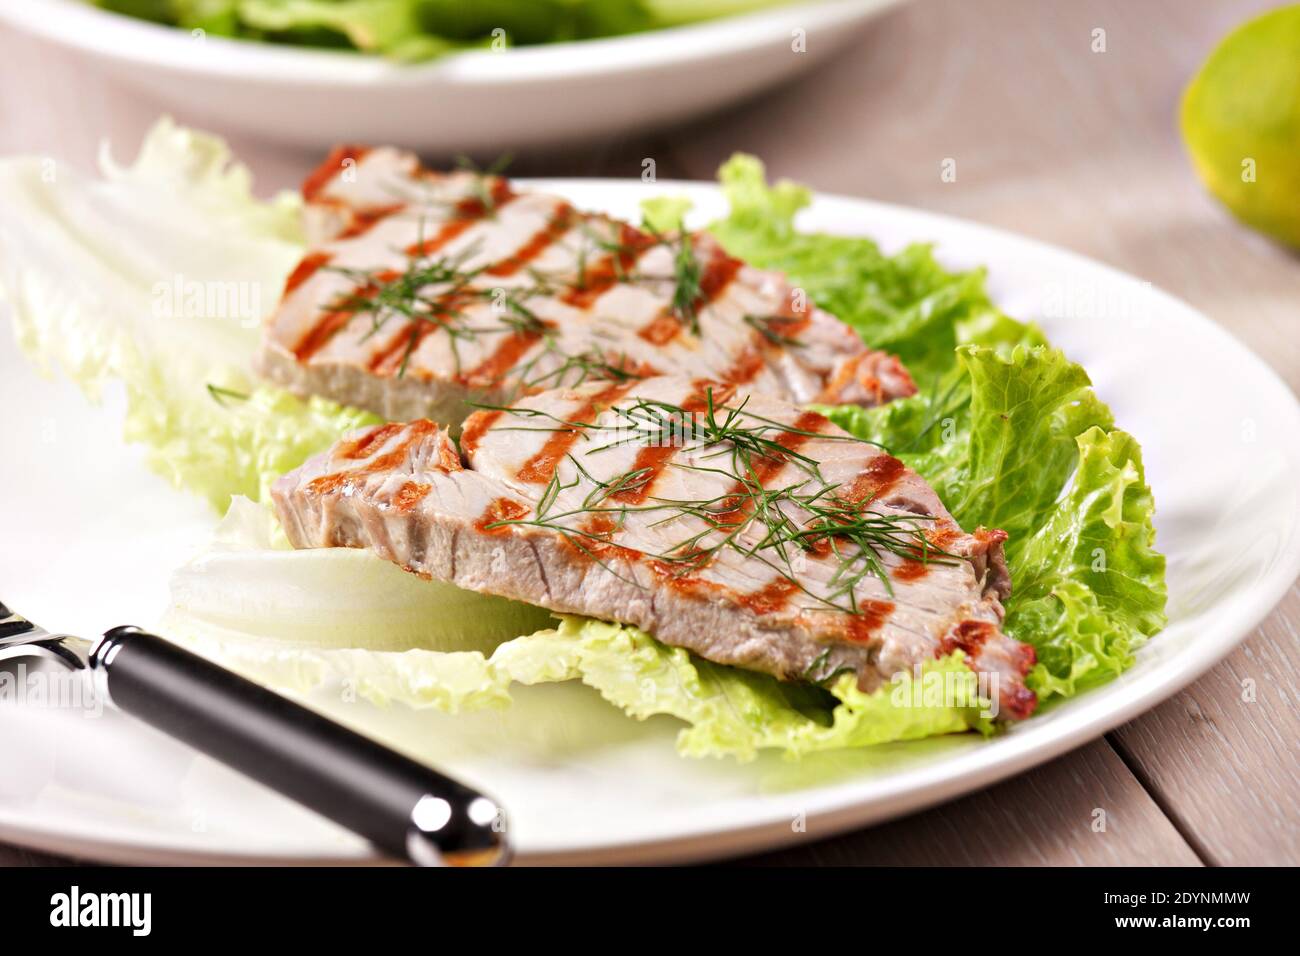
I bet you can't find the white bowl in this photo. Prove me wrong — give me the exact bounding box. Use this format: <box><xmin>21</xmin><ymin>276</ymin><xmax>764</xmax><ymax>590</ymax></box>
<box><xmin>0</xmin><ymin>0</ymin><xmax>902</xmax><ymax>152</ymax></box>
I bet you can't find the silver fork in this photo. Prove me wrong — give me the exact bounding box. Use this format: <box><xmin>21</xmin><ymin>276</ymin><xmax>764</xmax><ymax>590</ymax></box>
<box><xmin>0</xmin><ymin>600</ymin><xmax>511</xmax><ymax>866</ymax></box>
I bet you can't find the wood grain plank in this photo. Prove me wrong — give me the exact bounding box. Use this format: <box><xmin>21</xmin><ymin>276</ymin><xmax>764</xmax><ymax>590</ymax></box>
<box><xmin>1110</xmin><ymin>584</ymin><xmax>1300</xmax><ymax>866</ymax></box>
<box><xmin>0</xmin><ymin>843</ymin><xmax>83</xmax><ymax>867</ymax></box>
<box><xmin>741</xmin><ymin>740</ymin><xmax>1202</xmax><ymax>866</ymax></box>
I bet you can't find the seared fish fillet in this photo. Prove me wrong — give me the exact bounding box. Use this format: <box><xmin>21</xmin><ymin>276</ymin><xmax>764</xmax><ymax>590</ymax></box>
<box><xmin>273</xmin><ymin>376</ymin><xmax>1037</xmax><ymax>719</ymax></box>
<box><xmin>255</xmin><ymin>146</ymin><xmax>916</xmax><ymax>428</ymax></box>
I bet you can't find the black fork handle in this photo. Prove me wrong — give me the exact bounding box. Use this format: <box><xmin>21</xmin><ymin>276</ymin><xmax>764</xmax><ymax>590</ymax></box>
<box><xmin>91</xmin><ymin>627</ymin><xmax>510</xmax><ymax>866</ymax></box>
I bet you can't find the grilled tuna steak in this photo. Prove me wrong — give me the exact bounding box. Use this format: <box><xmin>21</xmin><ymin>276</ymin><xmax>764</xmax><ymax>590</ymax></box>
<box><xmin>272</xmin><ymin>376</ymin><xmax>1037</xmax><ymax>719</ymax></box>
<box><xmin>255</xmin><ymin>145</ymin><xmax>916</xmax><ymax>428</ymax></box>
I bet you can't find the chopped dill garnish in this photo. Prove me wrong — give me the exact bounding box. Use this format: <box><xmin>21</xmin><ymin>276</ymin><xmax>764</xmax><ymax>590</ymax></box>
<box><xmin>483</xmin><ymin>388</ymin><xmax>959</xmax><ymax>613</ymax></box>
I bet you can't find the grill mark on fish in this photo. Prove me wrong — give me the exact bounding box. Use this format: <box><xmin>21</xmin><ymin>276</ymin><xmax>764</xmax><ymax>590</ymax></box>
<box><xmin>609</xmin><ymin>383</ymin><xmax>718</xmax><ymax>505</ymax></box>
<box><xmin>842</xmin><ymin>600</ymin><xmax>897</xmax><ymax>643</ymax></box>
<box><xmin>453</xmin><ymin>178</ymin><xmax>516</xmax><ymax>219</ymax></box>
<box><xmin>514</xmin><ymin>381</ymin><xmax>635</xmax><ymax>484</ymax></box>
<box><xmin>459</xmin><ymin>325</ymin><xmax>549</xmax><ymax>389</ymax></box>
<box><xmin>475</xmin><ymin>497</ymin><xmax>530</xmax><ymax>535</ymax></box>
<box><xmin>938</xmin><ymin>620</ymin><xmax>994</xmax><ymax>659</ymax></box>
<box><xmin>303</xmin><ymin>145</ymin><xmax>370</xmax><ymax>201</ymax></box>
<box><xmin>560</xmin><ymin>224</ymin><xmax>656</xmax><ymax>309</ymax></box>
<box><xmin>403</xmin><ymin>183</ymin><xmax>519</xmax><ymax>258</ymax></box>
<box><xmin>841</xmin><ymin>454</ymin><xmax>908</xmax><ymax>505</ymax></box>
<box><xmin>569</xmin><ymin>510</ymin><xmax>642</xmax><ymax>565</ymax></box>
<box><xmin>925</xmin><ymin>523</ymin><xmax>964</xmax><ymax>550</ymax></box>
<box><xmin>305</xmin><ymin>419</ymin><xmax>446</xmax><ymax>497</ymax></box>
<box><xmin>724</xmin><ymin>410</ymin><xmax>825</xmax><ymax>616</ymax></box>
<box><xmin>365</xmin><ymin>290</ymin><xmax>481</xmax><ymax>376</ymax></box>
<box><xmin>484</xmin><ymin>204</ymin><xmax>575</xmax><ymax>277</ymax></box>
<box><xmin>893</xmin><ymin>559</ymin><xmax>931</xmax><ymax>582</ymax></box>
<box><xmin>460</xmin><ymin>409</ymin><xmax>504</xmax><ymax>456</ymax></box>
<box><xmin>746</xmin><ymin>410</ymin><xmax>827</xmax><ymax>487</ymax></box>
<box><xmin>283</xmin><ymin>252</ymin><xmax>333</xmax><ymax>297</ymax></box>
<box><xmin>292</xmin><ymin>309</ymin><xmax>365</xmax><ymax>362</ymax></box>
<box><xmin>720</xmin><ymin>346</ymin><xmax>766</xmax><ymax>385</ymax></box>
<box><xmin>336</xmin><ymin>203</ymin><xmax>406</xmax><ymax>239</ymax></box>
<box><xmin>392</xmin><ymin>481</ymin><xmax>432</xmax><ymax>512</ymax></box>
<box><xmin>638</xmin><ymin>247</ymin><xmax>743</xmax><ymax>346</ymax></box>
<box><xmin>738</xmin><ymin>576</ymin><xmax>801</xmax><ymax>615</ymax></box>
<box><xmin>340</xmin><ymin>422</ymin><xmax>407</xmax><ymax>460</ymax></box>
<box><xmin>405</xmin><ymin>220</ymin><xmax>477</xmax><ymax>258</ymax></box>
<box><xmin>292</xmin><ymin>268</ymin><xmax>402</xmax><ymax>362</ymax></box>
<box><xmin>368</xmin><ymin>321</ymin><xmax>438</xmax><ymax>376</ymax></box>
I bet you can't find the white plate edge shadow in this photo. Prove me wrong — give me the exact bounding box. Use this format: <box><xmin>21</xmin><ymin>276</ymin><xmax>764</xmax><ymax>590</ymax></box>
<box><xmin>0</xmin><ymin>178</ymin><xmax>1297</xmax><ymax>866</ymax></box>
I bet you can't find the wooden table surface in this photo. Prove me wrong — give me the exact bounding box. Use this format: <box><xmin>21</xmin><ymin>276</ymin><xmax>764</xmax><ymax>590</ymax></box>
<box><xmin>1</xmin><ymin>0</ymin><xmax>1296</xmax><ymax>867</ymax></box>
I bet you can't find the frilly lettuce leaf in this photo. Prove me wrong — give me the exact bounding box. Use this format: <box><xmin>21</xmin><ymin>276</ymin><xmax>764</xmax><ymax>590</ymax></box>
<box><xmin>707</xmin><ymin>155</ymin><xmax>1165</xmax><ymax>705</ymax></box>
<box><xmin>1006</xmin><ymin>428</ymin><xmax>1166</xmax><ymax>697</ymax></box>
<box><xmin>495</xmin><ymin>616</ymin><xmax>991</xmax><ymax>761</ymax></box>
<box><xmin>831</xmin><ymin>345</ymin><xmax>1165</xmax><ymax>701</ymax></box>
<box><xmin>708</xmin><ymin>153</ymin><xmax>1045</xmax><ymax>385</ymax></box>
<box><xmin>0</xmin><ymin>117</ymin><xmax>378</xmax><ymax>511</ymax></box>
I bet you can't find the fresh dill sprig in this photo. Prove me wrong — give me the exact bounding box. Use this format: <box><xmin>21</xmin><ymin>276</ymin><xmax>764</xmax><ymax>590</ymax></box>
<box><xmin>743</xmin><ymin>313</ymin><xmax>805</xmax><ymax>349</ymax></box>
<box><xmin>453</xmin><ymin>153</ymin><xmax>514</xmax><ymax>215</ymax></box>
<box><xmin>669</xmin><ymin>233</ymin><xmax>703</xmax><ymax>334</ymax></box>
<box><xmin>482</xmin><ymin>388</ymin><xmax>957</xmax><ymax>613</ymax></box>
<box><xmin>206</xmin><ymin>383</ymin><xmax>250</xmax><ymax>408</ymax></box>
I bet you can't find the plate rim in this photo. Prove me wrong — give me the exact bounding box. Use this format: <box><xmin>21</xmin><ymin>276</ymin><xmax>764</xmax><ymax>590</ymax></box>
<box><xmin>1</xmin><ymin>176</ymin><xmax>1297</xmax><ymax>866</ymax></box>
<box><xmin>0</xmin><ymin>0</ymin><xmax>895</xmax><ymax>86</ymax></box>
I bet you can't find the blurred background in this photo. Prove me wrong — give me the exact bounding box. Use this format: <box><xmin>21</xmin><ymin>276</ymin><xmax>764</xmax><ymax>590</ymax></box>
<box><xmin>1</xmin><ymin>0</ymin><xmax>1294</xmax><ymax>397</ymax></box>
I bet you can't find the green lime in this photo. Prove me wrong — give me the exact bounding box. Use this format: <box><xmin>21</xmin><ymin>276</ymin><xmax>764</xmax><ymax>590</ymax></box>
<box><xmin>1181</xmin><ymin>5</ymin><xmax>1300</xmax><ymax>248</ymax></box>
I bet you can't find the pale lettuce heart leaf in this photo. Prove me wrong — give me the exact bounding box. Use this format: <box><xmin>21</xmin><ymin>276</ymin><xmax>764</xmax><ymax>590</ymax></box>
<box><xmin>163</xmin><ymin>502</ymin><xmax>996</xmax><ymax>758</ymax></box>
<box><xmin>0</xmin><ymin>118</ymin><xmax>377</xmax><ymax>510</ymax></box>
<box><xmin>159</xmin><ymin>498</ymin><xmax>552</xmax><ymax>710</ymax></box>
<box><xmin>494</xmin><ymin>616</ymin><xmax>991</xmax><ymax>761</ymax></box>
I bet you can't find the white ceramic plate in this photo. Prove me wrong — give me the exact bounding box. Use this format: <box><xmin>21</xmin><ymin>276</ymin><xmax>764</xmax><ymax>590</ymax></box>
<box><xmin>1</xmin><ymin>179</ymin><xmax>1298</xmax><ymax>865</ymax></box>
<box><xmin>0</xmin><ymin>0</ymin><xmax>902</xmax><ymax>152</ymax></box>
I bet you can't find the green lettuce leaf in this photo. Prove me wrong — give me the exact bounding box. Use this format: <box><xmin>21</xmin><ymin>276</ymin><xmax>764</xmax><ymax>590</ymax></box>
<box><xmin>832</xmin><ymin>345</ymin><xmax>1166</xmax><ymax>701</ymax></box>
<box><xmin>0</xmin><ymin>117</ymin><xmax>377</xmax><ymax>511</ymax></box>
<box><xmin>91</xmin><ymin>1</ymin><xmax>785</xmax><ymax>61</ymax></box>
<box><xmin>708</xmin><ymin>154</ymin><xmax>1045</xmax><ymax>386</ymax></box>
<box><xmin>1005</xmin><ymin>427</ymin><xmax>1167</xmax><ymax>697</ymax></box>
<box><xmin>494</xmin><ymin>616</ymin><xmax>992</xmax><ymax>761</ymax></box>
<box><xmin>702</xmin><ymin>155</ymin><xmax>1165</xmax><ymax>706</ymax></box>
<box><xmin>237</xmin><ymin>0</ymin><xmax>444</xmax><ymax>59</ymax></box>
